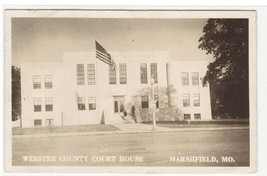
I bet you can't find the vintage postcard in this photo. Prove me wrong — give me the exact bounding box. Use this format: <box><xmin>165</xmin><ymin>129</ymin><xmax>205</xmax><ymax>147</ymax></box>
<box><xmin>5</xmin><ymin>10</ymin><xmax>257</xmax><ymax>174</ymax></box>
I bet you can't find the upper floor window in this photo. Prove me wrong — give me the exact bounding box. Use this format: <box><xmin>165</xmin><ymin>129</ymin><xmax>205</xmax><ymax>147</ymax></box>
<box><xmin>192</xmin><ymin>72</ymin><xmax>199</xmax><ymax>85</ymax></box>
<box><xmin>87</xmin><ymin>64</ymin><xmax>95</xmax><ymax>85</ymax></box>
<box><xmin>183</xmin><ymin>94</ymin><xmax>190</xmax><ymax>107</ymax></box>
<box><xmin>141</xmin><ymin>96</ymin><xmax>149</xmax><ymax>108</ymax></box>
<box><xmin>193</xmin><ymin>93</ymin><xmax>200</xmax><ymax>107</ymax></box>
<box><xmin>33</xmin><ymin>98</ymin><xmax>42</xmax><ymax>112</ymax></box>
<box><xmin>150</xmin><ymin>63</ymin><xmax>158</xmax><ymax>83</ymax></box>
<box><xmin>181</xmin><ymin>72</ymin><xmax>189</xmax><ymax>86</ymax></box>
<box><xmin>109</xmin><ymin>65</ymin><xmax>116</xmax><ymax>84</ymax></box>
<box><xmin>140</xmin><ymin>63</ymin><xmax>148</xmax><ymax>84</ymax></box>
<box><xmin>77</xmin><ymin>64</ymin><xmax>85</xmax><ymax>85</ymax></box>
<box><xmin>33</xmin><ymin>75</ymin><xmax>41</xmax><ymax>89</ymax></box>
<box><xmin>77</xmin><ymin>97</ymin><xmax>85</xmax><ymax>110</ymax></box>
<box><xmin>44</xmin><ymin>75</ymin><xmax>52</xmax><ymax>89</ymax></box>
<box><xmin>88</xmin><ymin>97</ymin><xmax>96</xmax><ymax>110</ymax></box>
<box><xmin>45</xmin><ymin>97</ymin><xmax>53</xmax><ymax>111</ymax></box>
<box><xmin>119</xmin><ymin>63</ymin><xmax>127</xmax><ymax>84</ymax></box>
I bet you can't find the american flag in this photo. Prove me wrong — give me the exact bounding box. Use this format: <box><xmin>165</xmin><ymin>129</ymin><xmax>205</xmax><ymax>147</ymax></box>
<box><xmin>95</xmin><ymin>41</ymin><xmax>116</xmax><ymax>70</ymax></box>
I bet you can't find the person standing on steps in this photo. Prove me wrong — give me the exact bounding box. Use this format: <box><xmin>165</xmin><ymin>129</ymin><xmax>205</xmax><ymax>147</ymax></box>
<box><xmin>131</xmin><ymin>105</ymin><xmax>137</xmax><ymax>123</ymax></box>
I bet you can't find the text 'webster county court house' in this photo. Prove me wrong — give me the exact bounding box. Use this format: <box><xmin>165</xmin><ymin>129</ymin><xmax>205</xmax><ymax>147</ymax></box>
<box><xmin>20</xmin><ymin>51</ymin><xmax>212</xmax><ymax>128</ymax></box>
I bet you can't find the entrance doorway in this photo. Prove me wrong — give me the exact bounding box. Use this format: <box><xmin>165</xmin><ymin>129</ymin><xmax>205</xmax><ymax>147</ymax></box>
<box><xmin>114</xmin><ymin>96</ymin><xmax>125</xmax><ymax>113</ymax></box>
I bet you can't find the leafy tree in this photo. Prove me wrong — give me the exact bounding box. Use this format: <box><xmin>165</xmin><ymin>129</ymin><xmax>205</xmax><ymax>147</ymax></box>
<box><xmin>199</xmin><ymin>19</ymin><xmax>249</xmax><ymax>119</ymax></box>
<box><xmin>12</xmin><ymin>65</ymin><xmax>21</xmax><ymax>121</ymax></box>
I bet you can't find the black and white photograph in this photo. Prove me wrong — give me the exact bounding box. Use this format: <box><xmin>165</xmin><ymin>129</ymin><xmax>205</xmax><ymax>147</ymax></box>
<box><xmin>5</xmin><ymin>10</ymin><xmax>257</xmax><ymax>174</ymax></box>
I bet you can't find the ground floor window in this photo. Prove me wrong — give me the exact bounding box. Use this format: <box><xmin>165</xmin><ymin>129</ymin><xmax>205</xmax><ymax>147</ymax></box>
<box><xmin>194</xmin><ymin>113</ymin><xmax>201</xmax><ymax>120</ymax></box>
<box><xmin>34</xmin><ymin>119</ymin><xmax>42</xmax><ymax>126</ymax></box>
<box><xmin>193</xmin><ymin>93</ymin><xmax>200</xmax><ymax>107</ymax></box>
<box><xmin>45</xmin><ymin>119</ymin><xmax>53</xmax><ymax>126</ymax></box>
<box><xmin>78</xmin><ymin>97</ymin><xmax>85</xmax><ymax>110</ymax></box>
<box><xmin>141</xmin><ymin>96</ymin><xmax>149</xmax><ymax>108</ymax></box>
<box><xmin>184</xmin><ymin>114</ymin><xmax>191</xmax><ymax>120</ymax></box>
<box><xmin>88</xmin><ymin>97</ymin><xmax>96</xmax><ymax>110</ymax></box>
<box><xmin>114</xmin><ymin>96</ymin><xmax>124</xmax><ymax>113</ymax></box>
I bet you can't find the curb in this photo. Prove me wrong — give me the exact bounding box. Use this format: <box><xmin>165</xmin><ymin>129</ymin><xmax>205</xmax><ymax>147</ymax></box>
<box><xmin>12</xmin><ymin>126</ymin><xmax>249</xmax><ymax>139</ymax></box>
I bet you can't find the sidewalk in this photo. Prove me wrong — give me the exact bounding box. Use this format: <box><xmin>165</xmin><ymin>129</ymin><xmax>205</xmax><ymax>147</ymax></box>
<box><xmin>12</xmin><ymin>123</ymin><xmax>249</xmax><ymax>139</ymax></box>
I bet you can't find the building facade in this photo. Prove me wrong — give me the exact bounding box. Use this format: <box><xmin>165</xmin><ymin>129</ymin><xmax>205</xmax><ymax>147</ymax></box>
<box><xmin>20</xmin><ymin>51</ymin><xmax>212</xmax><ymax>127</ymax></box>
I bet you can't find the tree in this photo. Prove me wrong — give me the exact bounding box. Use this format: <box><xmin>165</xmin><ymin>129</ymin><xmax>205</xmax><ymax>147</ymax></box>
<box><xmin>198</xmin><ymin>19</ymin><xmax>249</xmax><ymax>119</ymax></box>
<box><xmin>12</xmin><ymin>65</ymin><xmax>21</xmax><ymax>121</ymax></box>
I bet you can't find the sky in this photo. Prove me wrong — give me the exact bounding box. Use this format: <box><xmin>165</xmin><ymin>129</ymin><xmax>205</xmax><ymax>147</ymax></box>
<box><xmin>11</xmin><ymin>18</ymin><xmax>213</xmax><ymax>66</ymax></box>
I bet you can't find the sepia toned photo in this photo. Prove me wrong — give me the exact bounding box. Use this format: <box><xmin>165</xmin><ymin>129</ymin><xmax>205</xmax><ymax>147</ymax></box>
<box><xmin>5</xmin><ymin>10</ymin><xmax>257</xmax><ymax>174</ymax></box>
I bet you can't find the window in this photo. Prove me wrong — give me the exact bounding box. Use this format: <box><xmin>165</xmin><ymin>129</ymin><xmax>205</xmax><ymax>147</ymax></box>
<box><xmin>87</xmin><ymin>64</ymin><xmax>95</xmax><ymax>85</ymax></box>
<box><xmin>44</xmin><ymin>75</ymin><xmax>52</xmax><ymax>89</ymax></box>
<box><xmin>114</xmin><ymin>96</ymin><xmax>124</xmax><ymax>113</ymax></box>
<box><xmin>192</xmin><ymin>72</ymin><xmax>199</xmax><ymax>85</ymax></box>
<box><xmin>45</xmin><ymin>98</ymin><xmax>53</xmax><ymax>111</ymax></box>
<box><xmin>154</xmin><ymin>95</ymin><xmax>159</xmax><ymax>108</ymax></box>
<box><xmin>141</xmin><ymin>96</ymin><xmax>149</xmax><ymax>108</ymax></box>
<box><xmin>78</xmin><ymin>97</ymin><xmax>85</xmax><ymax>110</ymax></box>
<box><xmin>34</xmin><ymin>98</ymin><xmax>42</xmax><ymax>112</ymax></box>
<box><xmin>193</xmin><ymin>93</ymin><xmax>200</xmax><ymax>107</ymax></box>
<box><xmin>181</xmin><ymin>72</ymin><xmax>189</xmax><ymax>86</ymax></box>
<box><xmin>88</xmin><ymin>97</ymin><xmax>96</xmax><ymax>110</ymax></box>
<box><xmin>109</xmin><ymin>65</ymin><xmax>116</xmax><ymax>84</ymax></box>
<box><xmin>77</xmin><ymin>64</ymin><xmax>85</xmax><ymax>85</ymax></box>
<box><xmin>45</xmin><ymin>119</ymin><xmax>53</xmax><ymax>126</ymax></box>
<box><xmin>140</xmin><ymin>63</ymin><xmax>148</xmax><ymax>84</ymax></box>
<box><xmin>33</xmin><ymin>75</ymin><xmax>41</xmax><ymax>89</ymax></box>
<box><xmin>194</xmin><ymin>113</ymin><xmax>201</xmax><ymax>120</ymax></box>
<box><xmin>34</xmin><ymin>119</ymin><xmax>42</xmax><ymax>126</ymax></box>
<box><xmin>119</xmin><ymin>63</ymin><xmax>127</xmax><ymax>84</ymax></box>
<box><xmin>183</xmin><ymin>94</ymin><xmax>190</xmax><ymax>107</ymax></box>
<box><xmin>184</xmin><ymin>114</ymin><xmax>191</xmax><ymax>120</ymax></box>
<box><xmin>150</xmin><ymin>63</ymin><xmax>158</xmax><ymax>83</ymax></box>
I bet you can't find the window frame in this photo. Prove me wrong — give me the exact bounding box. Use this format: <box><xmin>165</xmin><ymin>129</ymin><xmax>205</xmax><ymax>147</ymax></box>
<box><xmin>140</xmin><ymin>63</ymin><xmax>148</xmax><ymax>84</ymax></box>
<box><xmin>45</xmin><ymin>97</ymin><xmax>53</xmax><ymax>111</ymax></box>
<box><xmin>141</xmin><ymin>96</ymin><xmax>149</xmax><ymax>109</ymax></box>
<box><xmin>109</xmin><ymin>65</ymin><xmax>117</xmax><ymax>84</ymax></box>
<box><xmin>184</xmin><ymin>114</ymin><xmax>191</xmax><ymax>120</ymax></box>
<box><xmin>119</xmin><ymin>63</ymin><xmax>127</xmax><ymax>84</ymax></box>
<box><xmin>88</xmin><ymin>97</ymin><xmax>96</xmax><ymax>110</ymax></box>
<box><xmin>87</xmin><ymin>64</ymin><xmax>96</xmax><ymax>85</ymax></box>
<box><xmin>33</xmin><ymin>75</ymin><xmax>41</xmax><ymax>89</ymax></box>
<box><xmin>77</xmin><ymin>97</ymin><xmax>86</xmax><ymax>110</ymax></box>
<box><xmin>182</xmin><ymin>94</ymin><xmax>190</xmax><ymax>107</ymax></box>
<box><xmin>194</xmin><ymin>113</ymin><xmax>201</xmax><ymax>120</ymax></box>
<box><xmin>45</xmin><ymin>119</ymin><xmax>53</xmax><ymax>126</ymax></box>
<box><xmin>150</xmin><ymin>63</ymin><xmax>158</xmax><ymax>83</ymax></box>
<box><xmin>193</xmin><ymin>93</ymin><xmax>200</xmax><ymax>107</ymax></box>
<box><xmin>34</xmin><ymin>119</ymin><xmax>42</xmax><ymax>126</ymax></box>
<box><xmin>44</xmin><ymin>75</ymin><xmax>53</xmax><ymax>89</ymax></box>
<box><xmin>181</xmin><ymin>72</ymin><xmax>189</xmax><ymax>86</ymax></box>
<box><xmin>76</xmin><ymin>64</ymin><xmax>85</xmax><ymax>85</ymax></box>
<box><xmin>192</xmin><ymin>72</ymin><xmax>199</xmax><ymax>86</ymax></box>
<box><xmin>33</xmin><ymin>98</ymin><xmax>42</xmax><ymax>112</ymax></box>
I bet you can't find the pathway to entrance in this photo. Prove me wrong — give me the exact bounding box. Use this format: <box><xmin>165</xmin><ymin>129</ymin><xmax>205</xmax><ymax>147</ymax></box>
<box><xmin>112</xmin><ymin>123</ymin><xmax>174</xmax><ymax>133</ymax></box>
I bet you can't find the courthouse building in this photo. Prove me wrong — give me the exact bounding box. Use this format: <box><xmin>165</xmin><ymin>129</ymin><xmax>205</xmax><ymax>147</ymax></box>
<box><xmin>20</xmin><ymin>51</ymin><xmax>212</xmax><ymax>127</ymax></box>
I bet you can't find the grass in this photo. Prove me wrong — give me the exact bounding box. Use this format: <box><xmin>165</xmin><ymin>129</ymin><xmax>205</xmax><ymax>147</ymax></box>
<box><xmin>12</xmin><ymin>124</ymin><xmax>120</xmax><ymax>135</ymax></box>
<box><xmin>143</xmin><ymin>119</ymin><xmax>249</xmax><ymax>128</ymax></box>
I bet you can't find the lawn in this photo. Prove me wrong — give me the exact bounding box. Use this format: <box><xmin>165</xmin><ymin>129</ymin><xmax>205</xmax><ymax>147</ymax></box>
<box><xmin>144</xmin><ymin>119</ymin><xmax>249</xmax><ymax>128</ymax></box>
<box><xmin>12</xmin><ymin>124</ymin><xmax>120</xmax><ymax>135</ymax></box>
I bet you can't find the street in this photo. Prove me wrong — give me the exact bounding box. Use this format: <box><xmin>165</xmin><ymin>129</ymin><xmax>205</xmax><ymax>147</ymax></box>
<box><xmin>12</xmin><ymin>129</ymin><xmax>249</xmax><ymax>166</ymax></box>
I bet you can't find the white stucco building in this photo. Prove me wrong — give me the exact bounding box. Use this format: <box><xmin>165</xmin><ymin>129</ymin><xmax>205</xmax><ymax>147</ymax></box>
<box><xmin>20</xmin><ymin>51</ymin><xmax>212</xmax><ymax>127</ymax></box>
